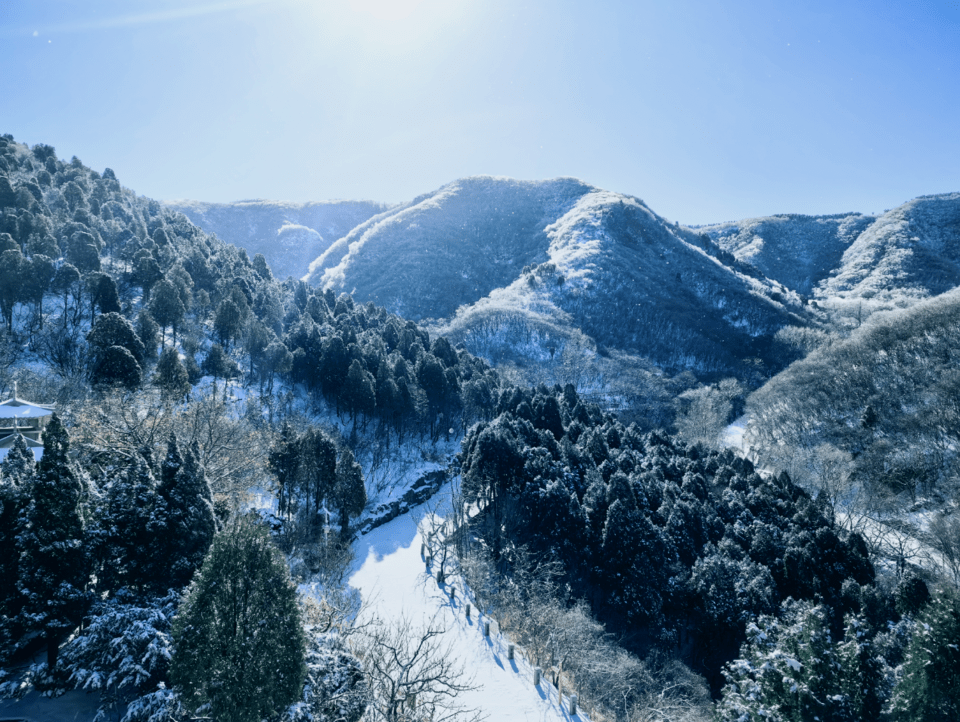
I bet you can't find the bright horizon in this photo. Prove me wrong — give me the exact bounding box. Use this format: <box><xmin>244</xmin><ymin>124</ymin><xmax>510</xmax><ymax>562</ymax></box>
<box><xmin>1</xmin><ymin>0</ymin><xmax>958</xmax><ymax>225</ymax></box>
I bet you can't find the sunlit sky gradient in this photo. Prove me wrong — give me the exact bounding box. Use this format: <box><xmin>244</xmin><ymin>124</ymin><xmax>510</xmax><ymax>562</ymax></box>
<box><xmin>1</xmin><ymin>0</ymin><xmax>958</xmax><ymax>224</ymax></box>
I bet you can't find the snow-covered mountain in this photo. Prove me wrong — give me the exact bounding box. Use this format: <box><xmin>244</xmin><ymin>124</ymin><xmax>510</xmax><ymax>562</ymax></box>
<box><xmin>696</xmin><ymin>193</ymin><xmax>960</xmax><ymax>306</ymax></box>
<box><xmin>304</xmin><ymin>176</ymin><xmax>808</xmax><ymax>377</ymax></box>
<box><xmin>815</xmin><ymin>193</ymin><xmax>960</xmax><ymax>303</ymax></box>
<box><xmin>175</xmin><ymin>181</ymin><xmax>960</xmax><ymax>381</ymax></box>
<box><xmin>694</xmin><ymin>212</ymin><xmax>875</xmax><ymax>296</ymax></box>
<box><xmin>164</xmin><ymin>198</ymin><xmax>387</xmax><ymax>281</ymax></box>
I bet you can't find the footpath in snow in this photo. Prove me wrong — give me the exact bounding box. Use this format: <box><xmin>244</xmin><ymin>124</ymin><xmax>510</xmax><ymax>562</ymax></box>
<box><xmin>349</xmin><ymin>489</ymin><xmax>586</xmax><ymax>722</ymax></box>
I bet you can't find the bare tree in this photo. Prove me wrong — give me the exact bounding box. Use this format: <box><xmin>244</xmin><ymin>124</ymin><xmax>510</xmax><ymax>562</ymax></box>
<box><xmin>357</xmin><ymin>614</ymin><xmax>482</xmax><ymax>722</ymax></box>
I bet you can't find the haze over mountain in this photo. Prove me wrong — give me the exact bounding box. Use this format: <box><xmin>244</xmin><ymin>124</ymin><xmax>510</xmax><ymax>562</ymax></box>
<box><xmin>164</xmin><ymin>198</ymin><xmax>386</xmax><ymax>281</ymax></box>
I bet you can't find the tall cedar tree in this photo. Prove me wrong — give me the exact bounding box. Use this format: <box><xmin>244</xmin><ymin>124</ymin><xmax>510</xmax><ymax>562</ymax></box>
<box><xmin>151</xmin><ymin>435</ymin><xmax>216</xmax><ymax>590</ymax></box>
<box><xmin>16</xmin><ymin>414</ymin><xmax>92</xmax><ymax>669</ymax></box>
<box><xmin>154</xmin><ymin>345</ymin><xmax>191</xmax><ymax>401</ymax></box>
<box><xmin>97</xmin><ymin>456</ymin><xmax>158</xmax><ymax>595</ymax></box>
<box><xmin>299</xmin><ymin>427</ymin><xmax>337</xmax><ymax>517</ymax></box>
<box><xmin>1</xmin><ymin>435</ymin><xmax>33</xmax><ymax>623</ymax></box>
<box><xmin>888</xmin><ymin>591</ymin><xmax>960</xmax><ymax>722</ymax></box>
<box><xmin>268</xmin><ymin>421</ymin><xmax>299</xmax><ymax>520</ymax></box>
<box><xmin>171</xmin><ymin>514</ymin><xmax>306</xmax><ymax>722</ymax></box>
<box><xmin>333</xmin><ymin>448</ymin><xmax>366</xmax><ymax>539</ymax></box>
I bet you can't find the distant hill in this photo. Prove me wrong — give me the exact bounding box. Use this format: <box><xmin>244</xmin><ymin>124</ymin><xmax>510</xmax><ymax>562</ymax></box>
<box><xmin>694</xmin><ymin>212</ymin><xmax>875</xmax><ymax>296</ymax></box>
<box><xmin>306</xmin><ymin>177</ymin><xmax>810</xmax><ymax>379</ymax></box>
<box><xmin>816</xmin><ymin>193</ymin><xmax>960</xmax><ymax>303</ymax></box>
<box><xmin>164</xmin><ymin>198</ymin><xmax>387</xmax><ymax>281</ymax></box>
<box><xmin>695</xmin><ymin>193</ymin><xmax>960</xmax><ymax>308</ymax></box>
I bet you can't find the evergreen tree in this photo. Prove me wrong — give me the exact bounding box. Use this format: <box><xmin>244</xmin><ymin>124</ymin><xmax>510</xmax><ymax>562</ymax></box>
<box><xmin>269</xmin><ymin>422</ymin><xmax>299</xmax><ymax>520</ymax></box>
<box><xmin>87</xmin><ymin>312</ymin><xmax>146</xmax><ymax>367</ymax></box>
<box><xmin>333</xmin><ymin>448</ymin><xmax>366</xmax><ymax>539</ymax></box>
<box><xmin>298</xmin><ymin>427</ymin><xmax>338</xmax><ymax>518</ymax></box>
<box><xmin>87</xmin><ymin>271</ymin><xmax>121</xmax><ymax>319</ymax></box>
<box><xmin>136</xmin><ymin>309</ymin><xmax>161</xmax><ymax>360</ymax></box>
<box><xmin>97</xmin><ymin>456</ymin><xmax>158</xmax><ymax>594</ymax></box>
<box><xmin>0</xmin><ymin>247</ymin><xmax>24</xmax><ymax>332</ymax></box>
<box><xmin>1</xmin><ymin>435</ymin><xmax>32</xmax><ymax>626</ymax></box>
<box><xmin>154</xmin><ymin>345</ymin><xmax>191</xmax><ymax>401</ymax></box>
<box><xmin>888</xmin><ymin>590</ymin><xmax>960</xmax><ymax>721</ymax></box>
<box><xmin>149</xmin><ymin>278</ymin><xmax>185</xmax><ymax>344</ymax></box>
<box><xmin>152</xmin><ymin>435</ymin><xmax>217</xmax><ymax>590</ymax></box>
<box><xmin>91</xmin><ymin>344</ymin><xmax>142</xmax><ymax>389</ymax></box>
<box><xmin>16</xmin><ymin>414</ymin><xmax>92</xmax><ymax>670</ymax></box>
<box><xmin>202</xmin><ymin>343</ymin><xmax>238</xmax><ymax>398</ymax></box>
<box><xmin>171</xmin><ymin>514</ymin><xmax>306</xmax><ymax>722</ymax></box>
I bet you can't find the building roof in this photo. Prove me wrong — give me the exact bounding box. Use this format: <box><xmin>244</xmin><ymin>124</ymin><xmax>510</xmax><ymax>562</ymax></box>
<box><xmin>0</xmin><ymin>383</ymin><xmax>55</xmax><ymax>420</ymax></box>
<box><xmin>0</xmin><ymin>432</ymin><xmax>44</xmax><ymax>462</ymax></box>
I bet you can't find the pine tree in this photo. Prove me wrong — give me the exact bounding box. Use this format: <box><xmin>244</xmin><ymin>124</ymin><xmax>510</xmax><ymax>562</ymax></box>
<box><xmin>149</xmin><ymin>278</ymin><xmax>185</xmax><ymax>344</ymax></box>
<box><xmin>298</xmin><ymin>427</ymin><xmax>338</xmax><ymax>518</ymax></box>
<box><xmin>269</xmin><ymin>422</ymin><xmax>299</xmax><ymax>520</ymax></box>
<box><xmin>888</xmin><ymin>590</ymin><xmax>960</xmax><ymax>721</ymax></box>
<box><xmin>333</xmin><ymin>448</ymin><xmax>366</xmax><ymax>539</ymax></box>
<box><xmin>152</xmin><ymin>435</ymin><xmax>217</xmax><ymax>590</ymax></box>
<box><xmin>98</xmin><ymin>456</ymin><xmax>159</xmax><ymax>594</ymax></box>
<box><xmin>16</xmin><ymin>414</ymin><xmax>92</xmax><ymax>670</ymax></box>
<box><xmin>1</xmin><ymin>435</ymin><xmax>32</xmax><ymax>626</ymax></box>
<box><xmin>154</xmin><ymin>346</ymin><xmax>191</xmax><ymax>401</ymax></box>
<box><xmin>171</xmin><ymin>514</ymin><xmax>306</xmax><ymax>722</ymax></box>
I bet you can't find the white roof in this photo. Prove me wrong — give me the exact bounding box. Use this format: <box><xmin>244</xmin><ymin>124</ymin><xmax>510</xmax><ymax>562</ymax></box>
<box><xmin>0</xmin><ymin>383</ymin><xmax>55</xmax><ymax>419</ymax></box>
<box><xmin>0</xmin><ymin>433</ymin><xmax>44</xmax><ymax>462</ymax></box>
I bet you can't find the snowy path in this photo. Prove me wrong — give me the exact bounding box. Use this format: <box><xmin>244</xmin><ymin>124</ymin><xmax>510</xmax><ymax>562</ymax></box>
<box><xmin>349</xmin><ymin>493</ymin><xmax>587</xmax><ymax>722</ymax></box>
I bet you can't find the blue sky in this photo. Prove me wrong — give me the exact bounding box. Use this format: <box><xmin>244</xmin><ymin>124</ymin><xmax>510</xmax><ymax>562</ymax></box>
<box><xmin>1</xmin><ymin>0</ymin><xmax>958</xmax><ymax>224</ymax></box>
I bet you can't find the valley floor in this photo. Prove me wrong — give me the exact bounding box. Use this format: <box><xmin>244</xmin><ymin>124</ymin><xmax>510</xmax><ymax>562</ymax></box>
<box><xmin>348</xmin><ymin>488</ymin><xmax>588</xmax><ymax>722</ymax></box>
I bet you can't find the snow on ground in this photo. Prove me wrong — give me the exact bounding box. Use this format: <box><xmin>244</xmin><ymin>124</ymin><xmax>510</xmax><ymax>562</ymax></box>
<box><xmin>722</xmin><ymin>415</ymin><xmax>748</xmax><ymax>452</ymax></box>
<box><xmin>0</xmin><ymin>685</ymin><xmax>102</xmax><ymax>720</ymax></box>
<box><xmin>349</xmin><ymin>490</ymin><xmax>588</xmax><ymax>722</ymax></box>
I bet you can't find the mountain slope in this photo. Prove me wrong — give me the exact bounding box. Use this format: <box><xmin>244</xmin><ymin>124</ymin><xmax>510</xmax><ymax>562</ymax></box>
<box><xmin>165</xmin><ymin>198</ymin><xmax>386</xmax><ymax>280</ymax></box>
<box><xmin>816</xmin><ymin>193</ymin><xmax>960</xmax><ymax>303</ymax></box>
<box><xmin>694</xmin><ymin>212</ymin><xmax>875</xmax><ymax>295</ymax></box>
<box><xmin>307</xmin><ymin>177</ymin><xmax>810</xmax><ymax>378</ymax></box>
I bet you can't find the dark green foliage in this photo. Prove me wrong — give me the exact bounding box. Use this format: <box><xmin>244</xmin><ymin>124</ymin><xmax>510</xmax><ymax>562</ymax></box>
<box><xmin>717</xmin><ymin>601</ymin><xmax>883</xmax><ymax>722</ymax></box>
<box><xmin>96</xmin><ymin>456</ymin><xmax>158</xmax><ymax>594</ymax></box>
<box><xmin>87</xmin><ymin>270</ymin><xmax>121</xmax><ymax>317</ymax></box>
<box><xmin>0</xmin><ymin>436</ymin><xmax>32</xmax><ymax>629</ymax></box>
<box><xmin>151</xmin><ymin>436</ymin><xmax>217</xmax><ymax>590</ymax></box>
<box><xmin>894</xmin><ymin>574</ymin><xmax>931</xmax><ymax>617</ymax></box>
<box><xmin>201</xmin><ymin>342</ymin><xmax>238</xmax><ymax>389</ymax></box>
<box><xmin>171</xmin><ymin>514</ymin><xmax>306</xmax><ymax>722</ymax></box>
<box><xmin>214</xmin><ymin>297</ymin><xmax>243</xmax><ymax>347</ymax></box>
<box><xmin>459</xmin><ymin>390</ymin><xmax>880</xmax><ymax>691</ymax></box>
<box><xmin>91</xmin><ymin>344</ymin><xmax>142</xmax><ymax>389</ymax></box>
<box><xmin>888</xmin><ymin>590</ymin><xmax>960</xmax><ymax>721</ymax></box>
<box><xmin>333</xmin><ymin>448</ymin><xmax>366</xmax><ymax>538</ymax></box>
<box><xmin>136</xmin><ymin>309</ymin><xmax>160</xmax><ymax>360</ymax></box>
<box><xmin>148</xmin><ymin>278</ymin><xmax>185</xmax><ymax>343</ymax></box>
<box><xmin>87</xmin><ymin>312</ymin><xmax>146</xmax><ymax>367</ymax></box>
<box><xmin>16</xmin><ymin>414</ymin><xmax>92</xmax><ymax>669</ymax></box>
<box><xmin>154</xmin><ymin>345</ymin><xmax>191</xmax><ymax>400</ymax></box>
<box><xmin>0</xmin><ymin>247</ymin><xmax>24</xmax><ymax>331</ymax></box>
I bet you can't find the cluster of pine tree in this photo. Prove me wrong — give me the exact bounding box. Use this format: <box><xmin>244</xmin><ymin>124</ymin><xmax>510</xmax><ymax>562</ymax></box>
<box><xmin>0</xmin><ymin>419</ymin><xmax>215</xmax><ymax>673</ymax></box>
<box><xmin>457</xmin><ymin>383</ymin><xmax>959</xmax><ymax>718</ymax></box>
<box><xmin>0</xmin><ymin>134</ymin><xmax>504</xmax><ymax>456</ymax></box>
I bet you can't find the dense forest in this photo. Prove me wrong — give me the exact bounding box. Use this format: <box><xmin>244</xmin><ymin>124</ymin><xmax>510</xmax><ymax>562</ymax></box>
<box><xmin>1</xmin><ymin>132</ymin><xmax>959</xmax><ymax>722</ymax></box>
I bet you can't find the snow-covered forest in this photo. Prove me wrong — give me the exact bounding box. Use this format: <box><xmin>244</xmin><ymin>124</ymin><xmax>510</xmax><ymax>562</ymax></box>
<box><xmin>1</xmin><ymin>132</ymin><xmax>959</xmax><ymax>722</ymax></box>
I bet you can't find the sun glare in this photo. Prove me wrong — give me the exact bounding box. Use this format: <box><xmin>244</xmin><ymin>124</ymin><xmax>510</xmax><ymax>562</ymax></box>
<box><xmin>348</xmin><ymin>0</ymin><xmax>426</xmax><ymax>22</ymax></box>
